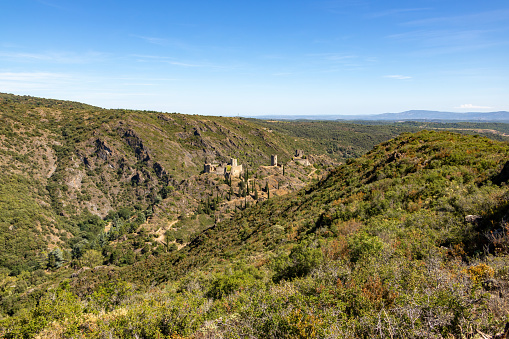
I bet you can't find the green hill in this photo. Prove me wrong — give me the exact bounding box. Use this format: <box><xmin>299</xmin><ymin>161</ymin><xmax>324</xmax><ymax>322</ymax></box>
<box><xmin>1</xmin><ymin>94</ymin><xmax>509</xmax><ymax>338</ymax></box>
<box><xmin>2</xmin><ymin>129</ymin><xmax>508</xmax><ymax>338</ymax></box>
<box><xmin>0</xmin><ymin>93</ymin><xmax>339</xmax><ymax>276</ymax></box>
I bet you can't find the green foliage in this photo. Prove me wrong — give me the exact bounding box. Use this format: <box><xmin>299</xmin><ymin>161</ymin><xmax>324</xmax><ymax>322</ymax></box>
<box><xmin>80</xmin><ymin>249</ymin><xmax>103</xmax><ymax>268</ymax></box>
<box><xmin>0</xmin><ymin>281</ymin><xmax>83</xmax><ymax>338</ymax></box>
<box><xmin>273</xmin><ymin>241</ymin><xmax>324</xmax><ymax>282</ymax></box>
<box><xmin>206</xmin><ymin>270</ymin><xmax>259</xmax><ymax>299</ymax></box>
<box><xmin>3</xmin><ymin>94</ymin><xmax>509</xmax><ymax>338</ymax></box>
<box><xmin>88</xmin><ymin>280</ymin><xmax>133</xmax><ymax>313</ymax></box>
<box><xmin>47</xmin><ymin>248</ymin><xmax>65</xmax><ymax>269</ymax></box>
<box><xmin>347</xmin><ymin>231</ymin><xmax>383</xmax><ymax>262</ymax></box>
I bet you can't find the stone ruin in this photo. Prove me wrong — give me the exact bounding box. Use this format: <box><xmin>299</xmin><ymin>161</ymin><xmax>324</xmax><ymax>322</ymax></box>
<box><xmin>294</xmin><ymin>149</ymin><xmax>311</xmax><ymax>166</ymax></box>
<box><xmin>271</xmin><ymin>154</ymin><xmax>278</xmax><ymax>167</ymax></box>
<box><xmin>204</xmin><ymin>158</ymin><xmax>243</xmax><ymax>178</ymax></box>
<box><xmin>228</xmin><ymin>158</ymin><xmax>243</xmax><ymax>178</ymax></box>
<box><xmin>204</xmin><ymin>150</ymin><xmax>313</xmax><ymax>179</ymax></box>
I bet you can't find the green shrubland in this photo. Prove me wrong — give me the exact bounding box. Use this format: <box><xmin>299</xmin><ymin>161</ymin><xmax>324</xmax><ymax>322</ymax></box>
<box><xmin>2</xmin><ymin>94</ymin><xmax>509</xmax><ymax>337</ymax></box>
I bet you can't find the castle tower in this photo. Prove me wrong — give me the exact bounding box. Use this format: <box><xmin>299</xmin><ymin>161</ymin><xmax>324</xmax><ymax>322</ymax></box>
<box><xmin>231</xmin><ymin>158</ymin><xmax>237</xmax><ymax>167</ymax></box>
<box><xmin>271</xmin><ymin>154</ymin><xmax>278</xmax><ymax>166</ymax></box>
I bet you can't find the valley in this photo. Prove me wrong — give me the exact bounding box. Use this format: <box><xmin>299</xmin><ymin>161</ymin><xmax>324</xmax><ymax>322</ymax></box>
<box><xmin>1</xmin><ymin>93</ymin><xmax>509</xmax><ymax>337</ymax></box>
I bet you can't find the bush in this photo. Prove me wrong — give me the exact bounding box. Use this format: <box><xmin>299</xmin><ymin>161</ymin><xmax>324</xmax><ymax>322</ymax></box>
<box><xmin>347</xmin><ymin>231</ymin><xmax>383</xmax><ymax>262</ymax></box>
<box><xmin>206</xmin><ymin>270</ymin><xmax>259</xmax><ymax>299</ymax></box>
<box><xmin>273</xmin><ymin>242</ymin><xmax>323</xmax><ymax>282</ymax></box>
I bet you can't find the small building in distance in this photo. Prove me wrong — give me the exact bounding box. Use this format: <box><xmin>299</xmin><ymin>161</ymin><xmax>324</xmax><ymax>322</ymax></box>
<box><xmin>228</xmin><ymin>158</ymin><xmax>243</xmax><ymax>178</ymax></box>
<box><xmin>204</xmin><ymin>158</ymin><xmax>243</xmax><ymax>178</ymax></box>
<box><xmin>294</xmin><ymin>149</ymin><xmax>311</xmax><ymax>166</ymax></box>
<box><xmin>271</xmin><ymin>154</ymin><xmax>278</xmax><ymax>166</ymax></box>
<box><xmin>203</xmin><ymin>162</ymin><xmax>227</xmax><ymax>175</ymax></box>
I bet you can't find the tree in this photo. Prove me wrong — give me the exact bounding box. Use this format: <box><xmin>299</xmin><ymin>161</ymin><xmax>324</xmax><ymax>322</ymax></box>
<box><xmin>81</xmin><ymin>249</ymin><xmax>103</xmax><ymax>268</ymax></box>
<box><xmin>47</xmin><ymin>248</ymin><xmax>65</xmax><ymax>269</ymax></box>
<box><xmin>71</xmin><ymin>240</ymin><xmax>89</xmax><ymax>259</ymax></box>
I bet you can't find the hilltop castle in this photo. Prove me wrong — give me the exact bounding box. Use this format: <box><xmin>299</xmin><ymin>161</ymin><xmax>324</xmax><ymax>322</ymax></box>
<box><xmin>294</xmin><ymin>149</ymin><xmax>311</xmax><ymax>166</ymax></box>
<box><xmin>204</xmin><ymin>158</ymin><xmax>243</xmax><ymax>178</ymax></box>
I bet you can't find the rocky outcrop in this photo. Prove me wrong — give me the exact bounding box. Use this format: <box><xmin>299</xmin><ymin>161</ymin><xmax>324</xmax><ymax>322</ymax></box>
<box><xmin>153</xmin><ymin>162</ymin><xmax>167</xmax><ymax>180</ymax></box>
<box><xmin>121</xmin><ymin>128</ymin><xmax>150</xmax><ymax>162</ymax></box>
<box><xmin>95</xmin><ymin>138</ymin><xmax>113</xmax><ymax>161</ymax></box>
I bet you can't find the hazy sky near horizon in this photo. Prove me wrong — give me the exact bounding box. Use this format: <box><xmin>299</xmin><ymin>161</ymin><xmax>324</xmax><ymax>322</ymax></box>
<box><xmin>1</xmin><ymin>0</ymin><xmax>508</xmax><ymax>116</ymax></box>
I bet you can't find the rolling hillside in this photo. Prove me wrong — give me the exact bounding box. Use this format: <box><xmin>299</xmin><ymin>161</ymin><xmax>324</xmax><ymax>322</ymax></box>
<box><xmin>1</xmin><ymin>94</ymin><xmax>509</xmax><ymax>337</ymax></box>
<box><xmin>0</xmin><ymin>93</ymin><xmax>336</xmax><ymax>275</ymax></box>
<box><xmin>1</xmin><ymin>129</ymin><xmax>508</xmax><ymax>337</ymax></box>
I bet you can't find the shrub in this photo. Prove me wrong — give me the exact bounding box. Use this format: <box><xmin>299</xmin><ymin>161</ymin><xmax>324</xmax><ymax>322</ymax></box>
<box><xmin>347</xmin><ymin>231</ymin><xmax>383</xmax><ymax>262</ymax></box>
<box><xmin>206</xmin><ymin>270</ymin><xmax>258</xmax><ymax>299</ymax></box>
<box><xmin>273</xmin><ymin>242</ymin><xmax>323</xmax><ymax>282</ymax></box>
<box><xmin>466</xmin><ymin>263</ymin><xmax>494</xmax><ymax>285</ymax></box>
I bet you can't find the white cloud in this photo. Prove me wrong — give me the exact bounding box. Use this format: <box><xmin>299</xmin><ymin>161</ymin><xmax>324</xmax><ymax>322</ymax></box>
<box><xmin>367</xmin><ymin>7</ymin><xmax>431</xmax><ymax>18</ymax></box>
<box><xmin>131</xmin><ymin>54</ymin><xmax>228</xmax><ymax>68</ymax></box>
<box><xmin>131</xmin><ymin>35</ymin><xmax>167</xmax><ymax>46</ymax></box>
<box><xmin>456</xmin><ymin>104</ymin><xmax>493</xmax><ymax>109</ymax></box>
<box><xmin>384</xmin><ymin>75</ymin><xmax>412</xmax><ymax>80</ymax></box>
<box><xmin>307</xmin><ymin>53</ymin><xmax>357</xmax><ymax>62</ymax></box>
<box><xmin>0</xmin><ymin>72</ymin><xmax>73</xmax><ymax>93</ymax></box>
<box><xmin>0</xmin><ymin>72</ymin><xmax>70</xmax><ymax>82</ymax></box>
<box><xmin>35</xmin><ymin>0</ymin><xmax>65</xmax><ymax>10</ymax></box>
<box><xmin>0</xmin><ymin>51</ymin><xmax>107</xmax><ymax>64</ymax></box>
<box><xmin>403</xmin><ymin>9</ymin><xmax>509</xmax><ymax>27</ymax></box>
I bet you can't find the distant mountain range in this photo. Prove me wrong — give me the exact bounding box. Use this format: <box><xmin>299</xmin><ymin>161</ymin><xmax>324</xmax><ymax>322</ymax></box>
<box><xmin>252</xmin><ymin>110</ymin><xmax>509</xmax><ymax>122</ymax></box>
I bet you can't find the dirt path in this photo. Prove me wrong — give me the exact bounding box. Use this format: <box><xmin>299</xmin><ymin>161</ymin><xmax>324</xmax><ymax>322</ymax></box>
<box><xmin>154</xmin><ymin>219</ymin><xmax>179</xmax><ymax>243</ymax></box>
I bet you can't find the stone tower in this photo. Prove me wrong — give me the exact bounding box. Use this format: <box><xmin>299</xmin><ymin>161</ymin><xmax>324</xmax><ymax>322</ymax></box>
<box><xmin>271</xmin><ymin>154</ymin><xmax>278</xmax><ymax>166</ymax></box>
<box><xmin>231</xmin><ymin>158</ymin><xmax>237</xmax><ymax>167</ymax></box>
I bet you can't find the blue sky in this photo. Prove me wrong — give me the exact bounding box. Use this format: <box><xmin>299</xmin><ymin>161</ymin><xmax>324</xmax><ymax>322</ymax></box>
<box><xmin>1</xmin><ymin>0</ymin><xmax>508</xmax><ymax>116</ymax></box>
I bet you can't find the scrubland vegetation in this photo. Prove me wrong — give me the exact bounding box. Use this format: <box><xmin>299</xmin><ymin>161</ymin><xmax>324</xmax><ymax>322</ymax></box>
<box><xmin>1</xmin><ymin>94</ymin><xmax>509</xmax><ymax>338</ymax></box>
